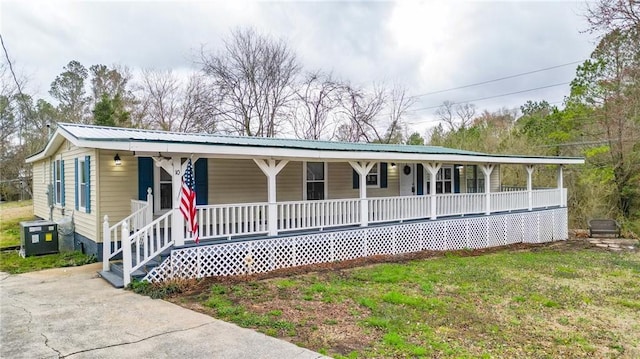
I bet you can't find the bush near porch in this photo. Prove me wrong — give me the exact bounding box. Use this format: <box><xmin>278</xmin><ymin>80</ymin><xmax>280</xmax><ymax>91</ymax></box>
<box><xmin>162</xmin><ymin>241</ymin><xmax>639</xmax><ymax>358</ymax></box>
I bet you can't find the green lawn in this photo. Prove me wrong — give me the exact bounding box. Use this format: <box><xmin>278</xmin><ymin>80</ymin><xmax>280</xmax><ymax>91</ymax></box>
<box><xmin>0</xmin><ymin>200</ymin><xmax>95</xmax><ymax>273</ymax></box>
<box><xmin>173</xmin><ymin>243</ymin><xmax>640</xmax><ymax>358</ymax></box>
<box><xmin>0</xmin><ymin>200</ymin><xmax>35</xmax><ymax>247</ymax></box>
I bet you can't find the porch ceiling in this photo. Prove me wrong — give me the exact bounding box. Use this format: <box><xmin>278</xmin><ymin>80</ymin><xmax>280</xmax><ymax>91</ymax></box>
<box><xmin>26</xmin><ymin>123</ymin><xmax>585</xmax><ymax>166</ymax></box>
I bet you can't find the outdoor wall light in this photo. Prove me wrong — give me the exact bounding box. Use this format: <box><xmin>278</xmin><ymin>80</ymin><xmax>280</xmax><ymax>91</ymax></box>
<box><xmin>391</xmin><ymin>163</ymin><xmax>396</xmax><ymax>168</ymax></box>
<box><xmin>114</xmin><ymin>153</ymin><xmax>122</xmax><ymax>166</ymax></box>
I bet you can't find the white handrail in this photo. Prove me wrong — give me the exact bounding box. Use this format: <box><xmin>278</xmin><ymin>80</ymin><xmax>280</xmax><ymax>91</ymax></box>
<box><xmin>103</xmin><ymin>204</ymin><xmax>149</xmax><ymax>263</ymax></box>
<box><xmin>278</xmin><ymin>198</ymin><xmax>361</xmax><ymax>231</ymax></box>
<box><xmin>103</xmin><ymin>188</ymin><xmax>152</xmax><ymax>272</ymax></box>
<box><xmin>196</xmin><ymin>202</ymin><xmax>269</xmax><ymax>240</ymax></box>
<box><xmin>124</xmin><ymin>210</ymin><xmax>174</xmax><ymax>286</ymax></box>
<box><xmin>368</xmin><ymin>196</ymin><xmax>430</xmax><ymax>223</ymax></box>
<box><xmin>532</xmin><ymin>188</ymin><xmax>561</xmax><ymax>208</ymax></box>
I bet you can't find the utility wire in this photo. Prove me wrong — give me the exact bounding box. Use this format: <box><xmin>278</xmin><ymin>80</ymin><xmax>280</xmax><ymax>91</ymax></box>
<box><xmin>0</xmin><ymin>33</ymin><xmax>31</xmax><ymax>146</ymax></box>
<box><xmin>410</xmin><ymin>60</ymin><xmax>584</xmax><ymax>98</ymax></box>
<box><xmin>405</xmin><ymin>82</ymin><xmax>571</xmax><ymax>124</ymax></box>
<box><xmin>0</xmin><ymin>34</ymin><xmax>25</xmax><ymax>99</ymax></box>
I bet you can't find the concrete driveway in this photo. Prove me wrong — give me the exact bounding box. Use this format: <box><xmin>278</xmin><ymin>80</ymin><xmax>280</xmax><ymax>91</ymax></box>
<box><xmin>0</xmin><ymin>263</ymin><xmax>326</xmax><ymax>359</ymax></box>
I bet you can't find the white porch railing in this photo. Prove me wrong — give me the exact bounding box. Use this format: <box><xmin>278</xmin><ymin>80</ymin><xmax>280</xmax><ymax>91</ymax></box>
<box><xmin>278</xmin><ymin>199</ymin><xmax>361</xmax><ymax>231</ymax></box>
<box><xmin>436</xmin><ymin>193</ymin><xmax>485</xmax><ymax>217</ymax></box>
<box><xmin>122</xmin><ymin>210</ymin><xmax>174</xmax><ymax>286</ymax></box>
<box><xmin>102</xmin><ymin>188</ymin><xmax>153</xmax><ymax>272</ymax></box>
<box><xmin>111</xmin><ymin>187</ymin><xmax>566</xmax><ymax>285</ymax></box>
<box><xmin>196</xmin><ymin>202</ymin><xmax>269</xmax><ymax>240</ymax></box>
<box><xmin>533</xmin><ymin>188</ymin><xmax>561</xmax><ymax>208</ymax></box>
<box><xmin>369</xmin><ymin>195</ymin><xmax>430</xmax><ymax>223</ymax></box>
<box><xmin>491</xmin><ymin>191</ymin><xmax>529</xmax><ymax>212</ymax></box>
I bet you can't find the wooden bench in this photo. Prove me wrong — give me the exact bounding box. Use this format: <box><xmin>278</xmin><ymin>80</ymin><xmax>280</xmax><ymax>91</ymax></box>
<box><xmin>588</xmin><ymin>219</ymin><xmax>621</xmax><ymax>238</ymax></box>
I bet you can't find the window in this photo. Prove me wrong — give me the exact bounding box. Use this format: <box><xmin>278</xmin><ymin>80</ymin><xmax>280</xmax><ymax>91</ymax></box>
<box><xmin>426</xmin><ymin>166</ymin><xmax>453</xmax><ymax>194</ymax></box>
<box><xmin>464</xmin><ymin>165</ymin><xmax>484</xmax><ymax>193</ymax></box>
<box><xmin>78</xmin><ymin>158</ymin><xmax>87</xmax><ymax>209</ymax></box>
<box><xmin>366</xmin><ymin>163</ymin><xmax>379</xmax><ymax>187</ymax></box>
<box><xmin>159</xmin><ymin>167</ymin><xmax>173</xmax><ymax>210</ymax></box>
<box><xmin>305</xmin><ymin>162</ymin><xmax>325</xmax><ymax>200</ymax></box>
<box><xmin>54</xmin><ymin>159</ymin><xmax>62</xmax><ymax>204</ymax></box>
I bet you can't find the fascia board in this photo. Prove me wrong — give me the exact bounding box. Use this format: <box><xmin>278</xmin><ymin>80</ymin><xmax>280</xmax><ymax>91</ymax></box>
<box><xmin>126</xmin><ymin>141</ymin><xmax>585</xmax><ymax>165</ymax></box>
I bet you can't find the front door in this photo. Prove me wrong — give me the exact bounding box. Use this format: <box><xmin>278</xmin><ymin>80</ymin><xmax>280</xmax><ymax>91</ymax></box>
<box><xmin>399</xmin><ymin>163</ymin><xmax>415</xmax><ymax>196</ymax></box>
<box><xmin>154</xmin><ymin>166</ymin><xmax>173</xmax><ymax>214</ymax></box>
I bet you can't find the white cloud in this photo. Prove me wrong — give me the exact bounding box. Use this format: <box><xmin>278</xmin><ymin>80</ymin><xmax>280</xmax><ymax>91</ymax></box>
<box><xmin>1</xmin><ymin>0</ymin><xmax>596</xmax><ymax>136</ymax></box>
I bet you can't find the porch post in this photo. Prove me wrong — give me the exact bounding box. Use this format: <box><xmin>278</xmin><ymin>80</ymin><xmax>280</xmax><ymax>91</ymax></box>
<box><xmin>557</xmin><ymin>165</ymin><xmax>564</xmax><ymax>207</ymax></box>
<box><xmin>146</xmin><ymin>187</ymin><xmax>153</xmax><ymax>226</ymax></box>
<box><xmin>481</xmin><ymin>164</ymin><xmax>494</xmax><ymax>215</ymax></box>
<box><xmin>349</xmin><ymin>161</ymin><xmax>376</xmax><ymax>227</ymax></box>
<box><xmin>525</xmin><ymin>165</ymin><xmax>534</xmax><ymax>211</ymax></box>
<box><xmin>254</xmin><ymin>159</ymin><xmax>289</xmax><ymax>236</ymax></box>
<box><xmin>422</xmin><ymin>162</ymin><xmax>441</xmax><ymax>220</ymax></box>
<box><xmin>171</xmin><ymin>157</ymin><xmax>185</xmax><ymax>246</ymax></box>
<box><xmin>102</xmin><ymin>215</ymin><xmax>110</xmax><ymax>272</ymax></box>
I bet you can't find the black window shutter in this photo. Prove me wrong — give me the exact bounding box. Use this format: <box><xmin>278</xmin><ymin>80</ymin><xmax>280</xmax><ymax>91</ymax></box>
<box><xmin>454</xmin><ymin>164</ymin><xmax>461</xmax><ymax>193</ymax></box>
<box><xmin>352</xmin><ymin>169</ymin><xmax>359</xmax><ymax>189</ymax></box>
<box><xmin>380</xmin><ymin>162</ymin><xmax>388</xmax><ymax>188</ymax></box>
<box><xmin>417</xmin><ymin>163</ymin><xmax>424</xmax><ymax>195</ymax></box>
<box><xmin>138</xmin><ymin>157</ymin><xmax>154</xmax><ymax>200</ymax></box>
<box><xmin>195</xmin><ymin>158</ymin><xmax>208</xmax><ymax>205</ymax></box>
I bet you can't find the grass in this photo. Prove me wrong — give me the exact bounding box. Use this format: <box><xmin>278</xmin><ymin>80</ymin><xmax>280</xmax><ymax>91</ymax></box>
<box><xmin>0</xmin><ymin>250</ymin><xmax>96</xmax><ymax>274</ymax></box>
<box><xmin>0</xmin><ymin>199</ymin><xmax>35</xmax><ymax>247</ymax></box>
<box><xmin>0</xmin><ymin>200</ymin><xmax>96</xmax><ymax>273</ymax></box>
<box><xmin>174</xmin><ymin>243</ymin><xmax>640</xmax><ymax>358</ymax></box>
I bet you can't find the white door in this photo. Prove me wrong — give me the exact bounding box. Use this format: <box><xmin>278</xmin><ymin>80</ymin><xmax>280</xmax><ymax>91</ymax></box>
<box><xmin>399</xmin><ymin>163</ymin><xmax>415</xmax><ymax>196</ymax></box>
<box><xmin>154</xmin><ymin>166</ymin><xmax>173</xmax><ymax>215</ymax></box>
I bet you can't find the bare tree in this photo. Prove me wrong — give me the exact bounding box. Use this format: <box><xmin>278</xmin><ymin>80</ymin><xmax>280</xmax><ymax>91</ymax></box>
<box><xmin>381</xmin><ymin>84</ymin><xmax>415</xmax><ymax>144</ymax></box>
<box><xmin>200</xmin><ymin>27</ymin><xmax>300</xmax><ymax>137</ymax></box>
<box><xmin>136</xmin><ymin>69</ymin><xmax>218</xmax><ymax>133</ymax></box>
<box><xmin>290</xmin><ymin>71</ymin><xmax>340</xmax><ymax>140</ymax></box>
<box><xmin>435</xmin><ymin>101</ymin><xmax>476</xmax><ymax>131</ymax></box>
<box><xmin>335</xmin><ymin>83</ymin><xmax>387</xmax><ymax>142</ymax></box>
<box><xmin>585</xmin><ymin>0</ymin><xmax>640</xmax><ymax>36</ymax></box>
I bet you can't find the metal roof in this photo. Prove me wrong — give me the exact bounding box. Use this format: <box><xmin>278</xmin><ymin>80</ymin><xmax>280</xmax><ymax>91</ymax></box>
<box><xmin>56</xmin><ymin>123</ymin><xmax>484</xmax><ymax>156</ymax></box>
<box><xmin>26</xmin><ymin>123</ymin><xmax>585</xmax><ymax>165</ymax></box>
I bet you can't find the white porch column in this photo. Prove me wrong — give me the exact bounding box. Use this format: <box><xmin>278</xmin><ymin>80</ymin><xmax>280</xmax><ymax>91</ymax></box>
<box><xmin>170</xmin><ymin>157</ymin><xmax>185</xmax><ymax>246</ymax></box>
<box><xmin>349</xmin><ymin>161</ymin><xmax>376</xmax><ymax>227</ymax></box>
<box><xmin>422</xmin><ymin>162</ymin><xmax>441</xmax><ymax>220</ymax></box>
<box><xmin>481</xmin><ymin>164</ymin><xmax>494</xmax><ymax>215</ymax></box>
<box><xmin>525</xmin><ymin>165</ymin><xmax>534</xmax><ymax>211</ymax></box>
<box><xmin>254</xmin><ymin>159</ymin><xmax>289</xmax><ymax>236</ymax></box>
<box><xmin>557</xmin><ymin>165</ymin><xmax>564</xmax><ymax>207</ymax></box>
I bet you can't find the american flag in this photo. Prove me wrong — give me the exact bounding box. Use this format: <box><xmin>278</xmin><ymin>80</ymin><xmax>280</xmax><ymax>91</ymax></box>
<box><xmin>180</xmin><ymin>158</ymin><xmax>199</xmax><ymax>243</ymax></box>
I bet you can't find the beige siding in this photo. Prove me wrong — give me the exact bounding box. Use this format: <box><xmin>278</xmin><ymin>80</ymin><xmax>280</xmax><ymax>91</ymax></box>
<box><xmin>209</xmin><ymin>159</ymin><xmax>267</xmax><ymax>204</ymax></box>
<box><xmin>31</xmin><ymin>159</ymin><xmax>49</xmax><ymax>220</ymax></box>
<box><xmin>327</xmin><ymin>162</ymin><xmax>399</xmax><ymax>199</ymax></box>
<box><xmin>31</xmin><ymin>140</ymin><xmax>98</xmax><ymax>242</ymax></box>
<box><xmin>208</xmin><ymin>159</ymin><xmax>303</xmax><ymax>204</ymax></box>
<box><xmin>97</xmin><ymin>150</ymin><xmax>138</xmax><ymax>241</ymax></box>
<box><xmin>276</xmin><ymin>161</ymin><xmax>303</xmax><ymax>201</ymax></box>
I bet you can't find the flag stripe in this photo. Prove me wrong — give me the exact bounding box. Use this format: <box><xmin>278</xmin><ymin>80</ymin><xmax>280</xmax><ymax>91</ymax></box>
<box><xmin>180</xmin><ymin>158</ymin><xmax>199</xmax><ymax>243</ymax></box>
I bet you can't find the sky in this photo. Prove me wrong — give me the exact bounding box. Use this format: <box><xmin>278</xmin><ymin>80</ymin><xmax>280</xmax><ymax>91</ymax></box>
<box><xmin>1</xmin><ymin>0</ymin><xmax>597</xmax><ymax>135</ymax></box>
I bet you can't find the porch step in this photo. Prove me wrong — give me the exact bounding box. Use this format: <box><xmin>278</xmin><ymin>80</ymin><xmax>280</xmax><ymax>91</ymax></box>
<box><xmin>98</xmin><ymin>270</ymin><xmax>125</xmax><ymax>289</ymax></box>
<box><xmin>99</xmin><ymin>249</ymin><xmax>172</xmax><ymax>288</ymax></box>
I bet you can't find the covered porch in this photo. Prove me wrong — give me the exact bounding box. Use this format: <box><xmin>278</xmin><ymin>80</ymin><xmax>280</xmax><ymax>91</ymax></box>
<box><xmin>102</xmin><ymin>154</ymin><xmax>569</xmax><ymax>286</ymax></box>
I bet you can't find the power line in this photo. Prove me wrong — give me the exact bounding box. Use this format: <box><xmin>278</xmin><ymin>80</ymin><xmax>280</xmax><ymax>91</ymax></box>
<box><xmin>410</xmin><ymin>60</ymin><xmax>584</xmax><ymax>98</ymax></box>
<box><xmin>406</xmin><ymin>81</ymin><xmax>571</xmax><ymax>124</ymax></box>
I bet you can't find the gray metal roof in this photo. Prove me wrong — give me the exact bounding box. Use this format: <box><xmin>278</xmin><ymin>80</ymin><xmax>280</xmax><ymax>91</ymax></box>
<box><xmin>26</xmin><ymin>123</ymin><xmax>584</xmax><ymax>165</ymax></box>
<box><xmin>55</xmin><ymin>123</ymin><xmax>516</xmax><ymax>157</ymax></box>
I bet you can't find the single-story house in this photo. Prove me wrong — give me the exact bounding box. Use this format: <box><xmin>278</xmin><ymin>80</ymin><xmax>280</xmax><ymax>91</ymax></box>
<box><xmin>26</xmin><ymin>123</ymin><xmax>584</xmax><ymax>287</ymax></box>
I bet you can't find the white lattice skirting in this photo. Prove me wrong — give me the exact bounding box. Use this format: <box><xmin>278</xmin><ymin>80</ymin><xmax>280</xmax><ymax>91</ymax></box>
<box><xmin>144</xmin><ymin>208</ymin><xmax>568</xmax><ymax>282</ymax></box>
